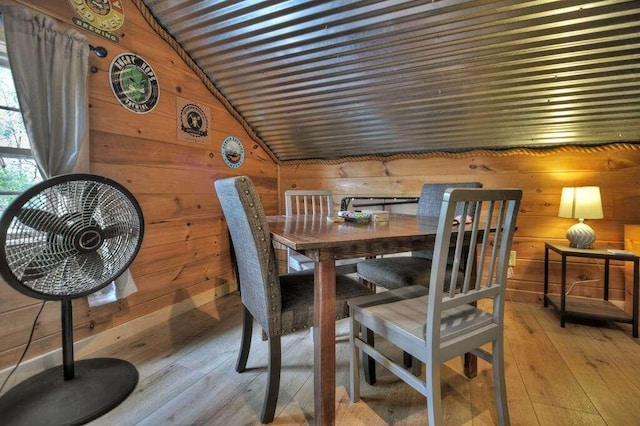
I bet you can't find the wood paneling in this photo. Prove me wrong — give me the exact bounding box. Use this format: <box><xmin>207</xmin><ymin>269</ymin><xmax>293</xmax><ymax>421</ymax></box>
<box><xmin>280</xmin><ymin>148</ymin><xmax>640</xmax><ymax>304</ymax></box>
<box><xmin>0</xmin><ymin>0</ymin><xmax>276</xmax><ymax>370</ymax></box>
<box><xmin>1</xmin><ymin>0</ymin><xmax>639</xmax><ymax>376</ymax></box>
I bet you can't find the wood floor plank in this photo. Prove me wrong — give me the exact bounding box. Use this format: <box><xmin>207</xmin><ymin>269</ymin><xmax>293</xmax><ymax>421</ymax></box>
<box><xmin>547</xmin><ymin>329</ymin><xmax>640</xmax><ymax>425</ymax></box>
<box><xmin>532</xmin><ymin>403</ymin><xmax>606</xmax><ymax>426</ymax></box>
<box><xmin>503</xmin><ymin>302</ymin><xmax>597</xmax><ymax>413</ymax></box>
<box><xmin>583</xmin><ymin>325</ymin><xmax>640</xmax><ymax>379</ymax></box>
<box><xmin>93</xmin><ymin>362</ymin><xmax>213</xmax><ymax>426</ymax></box>
<box><xmin>501</xmin><ymin>332</ymin><xmax>538</xmax><ymax>426</ymax></box>
<box><xmin>134</xmin><ymin>352</ymin><xmax>262</xmax><ymax>425</ymax></box>
<box><xmin>74</xmin><ymin>292</ymin><xmax>640</xmax><ymax>425</ymax></box>
<box><xmin>207</xmin><ymin>331</ymin><xmax>316</xmax><ymax>425</ymax></box>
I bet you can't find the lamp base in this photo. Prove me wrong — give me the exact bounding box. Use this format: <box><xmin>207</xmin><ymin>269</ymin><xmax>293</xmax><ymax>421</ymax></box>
<box><xmin>566</xmin><ymin>220</ymin><xmax>596</xmax><ymax>249</ymax></box>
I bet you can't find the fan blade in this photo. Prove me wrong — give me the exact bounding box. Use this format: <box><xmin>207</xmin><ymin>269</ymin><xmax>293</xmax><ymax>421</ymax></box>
<box><xmin>102</xmin><ymin>223</ymin><xmax>130</xmax><ymax>239</ymax></box>
<box><xmin>80</xmin><ymin>182</ymin><xmax>101</xmax><ymax>217</ymax></box>
<box><xmin>17</xmin><ymin>208</ymin><xmax>70</xmax><ymax>234</ymax></box>
<box><xmin>22</xmin><ymin>243</ymin><xmax>77</xmax><ymax>281</ymax></box>
<box><xmin>79</xmin><ymin>251</ymin><xmax>104</xmax><ymax>280</ymax></box>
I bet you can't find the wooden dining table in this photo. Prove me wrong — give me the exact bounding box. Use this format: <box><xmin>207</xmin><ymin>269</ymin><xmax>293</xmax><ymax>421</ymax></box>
<box><xmin>266</xmin><ymin>213</ymin><xmax>478</xmax><ymax>425</ymax></box>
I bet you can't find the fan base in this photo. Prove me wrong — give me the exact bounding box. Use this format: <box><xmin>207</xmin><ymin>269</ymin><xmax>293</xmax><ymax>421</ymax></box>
<box><xmin>0</xmin><ymin>357</ymin><xmax>138</xmax><ymax>426</ymax></box>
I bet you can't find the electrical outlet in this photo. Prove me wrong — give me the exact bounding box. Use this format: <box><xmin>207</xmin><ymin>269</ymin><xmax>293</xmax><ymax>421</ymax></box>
<box><xmin>509</xmin><ymin>250</ymin><xmax>517</xmax><ymax>267</ymax></box>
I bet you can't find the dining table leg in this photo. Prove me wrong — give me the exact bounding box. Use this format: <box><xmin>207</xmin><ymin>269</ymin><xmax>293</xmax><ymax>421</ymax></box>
<box><xmin>464</xmin><ymin>353</ymin><xmax>477</xmax><ymax>378</ymax></box>
<box><xmin>464</xmin><ymin>244</ymin><xmax>479</xmax><ymax>378</ymax></box>
<box><xmin>314</xmin><ymin>258</ymin><xmax>336</xmax><ymax>425</ymax></box>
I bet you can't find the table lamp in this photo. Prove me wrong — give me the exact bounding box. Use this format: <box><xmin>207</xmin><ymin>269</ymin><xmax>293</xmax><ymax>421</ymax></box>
<box><xmin>558</xmin><ymin>186</ymin><xmax>603</xmax><ymax>249</ymax></box>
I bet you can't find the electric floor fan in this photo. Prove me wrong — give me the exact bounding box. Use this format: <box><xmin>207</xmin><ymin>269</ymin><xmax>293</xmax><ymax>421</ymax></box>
<box><xmin>0</xmin><ymin>173</ymin><xmax>144</xmax><ymax>425</ymax></box>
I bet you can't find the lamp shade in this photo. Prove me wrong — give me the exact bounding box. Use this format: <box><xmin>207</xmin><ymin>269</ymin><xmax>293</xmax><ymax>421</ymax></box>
<box><xmin>558</xmin><ymin>186</ymin><xmax>603</xmax><ymax>219</ymax></box>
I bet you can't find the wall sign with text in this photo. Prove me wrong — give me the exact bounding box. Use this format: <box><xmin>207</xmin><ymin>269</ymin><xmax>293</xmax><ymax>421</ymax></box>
<box><xmin>68</xmin><ymin>0</ymin><xmax>124</xmax><ymax>43</ymax></box>
<box><xmin>177</xmin><ymin>97</ymin><xmax>210</xmax><ymax>145</ymax></box>
<box><xmin>109</xmin><ymin>53</ymin><xmax>160</xmax><ymax>114</ymax></box>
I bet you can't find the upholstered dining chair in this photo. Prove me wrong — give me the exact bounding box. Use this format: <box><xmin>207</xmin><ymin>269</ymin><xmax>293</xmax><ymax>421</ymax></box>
<box><xmin>284</xmin><ymin>189</ymin><xmax>360</xmax><ymax>274</ymax></box>
<box><xmin>356</xmin><ymin>181</ymin><xmax>482</xmax><ymax>291</ymax></box>
<box><xmin>348</xmin><ymin>187</ymin><xmax>522</xmax><ymax>426</ymax></box>
<box><xmin>214</xmin><ymin>176</ymin><xmax>373</xmax><ymax>423</ymax></box>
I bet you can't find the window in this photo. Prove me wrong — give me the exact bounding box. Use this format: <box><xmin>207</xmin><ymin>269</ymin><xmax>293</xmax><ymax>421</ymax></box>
<box><xmin>0</xmin><ymin>21</ymin><xmax>42</xmax><ymax>211</ymax></box>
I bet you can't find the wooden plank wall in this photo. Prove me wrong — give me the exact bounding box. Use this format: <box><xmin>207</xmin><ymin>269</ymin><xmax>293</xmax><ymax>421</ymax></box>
<box><xmin>1</xmin><ymin>0</ymin><xmax>639</xmax><ymax>375</ymax></box>
<box><xmin>0</xmin><ymin>0</ymin><xmax>277</xmax><ymax>371</ymax></box>
<box><xmin>279</xmin><ymin>147</ymin><xmax>640</xmax><ymax>304</ymax></box>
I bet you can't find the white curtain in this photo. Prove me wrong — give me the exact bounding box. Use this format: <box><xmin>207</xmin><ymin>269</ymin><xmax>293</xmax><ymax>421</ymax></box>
<box><xmin>0</xmin><ymin>5</ymin><xmax>137</xmax><ymax>306</ymax></box>
<box><xmin>0</xmin><ymin>5</ymin><xmax>88</xmax><ymax>177</ymax></box>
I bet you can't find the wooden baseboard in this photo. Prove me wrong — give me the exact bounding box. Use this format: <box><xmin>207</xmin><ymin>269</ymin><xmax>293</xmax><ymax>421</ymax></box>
<box><xmin>0</xmin><ymin>284</ymin><xmax>234</xmax><ymax>386</ymax></box>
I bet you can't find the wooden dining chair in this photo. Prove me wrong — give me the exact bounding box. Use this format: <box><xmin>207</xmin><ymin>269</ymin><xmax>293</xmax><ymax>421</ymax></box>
<box><xmin>348</xmin><ymin>188</ymin><xmax>522</xmax><ymax>426</ymax></box>
<box><xmin>284</xmin><ymin>189</ymin><xmax>360</xmax><ymax>274</ymax></box>
<box><xmin>356</xmin><ymin>182</ymin><xmax>482</xmax><ymax>383</ymax></box>
<box><xmin>284</xmin><ymin>190</ymin><xmax>333</xmax><ymax>272</ymax></box>
<box><xmin>214</xmin><ymin>176</ymin><xmax>373</xmax><ymax>423</ymax></box>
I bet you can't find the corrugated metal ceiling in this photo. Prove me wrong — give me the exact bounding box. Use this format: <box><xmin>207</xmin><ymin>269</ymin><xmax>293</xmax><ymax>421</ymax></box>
<box><xmin>141</xmin><ymin>0</ymin><xmax>640</xmax><ymax>162</ymax></box>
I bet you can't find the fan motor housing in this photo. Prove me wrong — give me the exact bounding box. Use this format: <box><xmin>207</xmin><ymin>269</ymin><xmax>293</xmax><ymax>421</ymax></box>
<box><xmin>75</xmin><ymin>226</ymin><xmax>104</xmax><ymax>253</ymax></box>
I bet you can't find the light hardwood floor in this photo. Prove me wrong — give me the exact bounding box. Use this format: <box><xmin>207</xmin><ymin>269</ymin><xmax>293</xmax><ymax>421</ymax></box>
<box><xmin>82</xmin><ymin>292</ymin><xmax>640</xmax><ymax>425</ymax></box>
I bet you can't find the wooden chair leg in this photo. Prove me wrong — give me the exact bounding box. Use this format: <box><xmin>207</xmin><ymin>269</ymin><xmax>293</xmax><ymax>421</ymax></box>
<box><xmin>349</xmin><ymin>314</ymin><xmax>360</xmax><ymax>402</ymax></box>
<box><xmin>362</xmin><ymin>325</ymin><xmax>376</xmax><ymax>385</ymax></box>
<box><xmin>403</xmin><ymin>351</ymin><xmax>413</xmax><ymax>368</ymax></box>
<box><xmin>236</xmin><ymin>305</ymin><xmax>253</xmax><ymax>373</ymax></box>
<box><xmin>464</xmin><ymin>352</ymin><xmax>477</xmax><ymax>378</ymax></box>
<box><xmin>493</xmin><ymin>338</ymin><xmax>510</xmax><ymax>426</ymax></box>
<box><xmin>261</xmin><ymin>335</ymin><xmax>281</xmax><ymax>424</ymax></box>
<box><xmin>426</xmin><ymin>360</ymin><xmax>442</xmax><ymax>426</ymax></box>
<box><xmin>359</xmin><ymin>277</ymin><xmax>377</xmax><ymax>292</ymax></box>
<box><xmin>403</xmin><ymin>351</ymin><xmax>422</xmax><ymax>376</ymax></box>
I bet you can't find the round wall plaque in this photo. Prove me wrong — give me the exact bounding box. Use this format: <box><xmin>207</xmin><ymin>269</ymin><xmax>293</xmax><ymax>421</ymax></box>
<box><xmin>221</xmin><ymin>136</ymin><xmax>245</xmax><ymax>169</ymax></box>
<box><xmin>109</xmin><ymin>53</ymin><xmax>159</xmax><ymax>114</ymax></box>
<box><xmin>68</xmin><ymin>0</ymin><xmax>125</xmax><ymax>32</ymax></box>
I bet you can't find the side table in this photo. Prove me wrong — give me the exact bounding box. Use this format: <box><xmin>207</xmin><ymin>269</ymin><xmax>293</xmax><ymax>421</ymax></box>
<box><xmin>543</xmin><ymin>242</ymin><xmax>639</xmax><ymax>338</ymax></box>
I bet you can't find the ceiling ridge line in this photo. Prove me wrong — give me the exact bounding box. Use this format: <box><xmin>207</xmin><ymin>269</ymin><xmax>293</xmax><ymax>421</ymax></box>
<box><xmin>130</xmin><ymin>0</ymin><xmax>279</xmax><ymax>163</ymax></box>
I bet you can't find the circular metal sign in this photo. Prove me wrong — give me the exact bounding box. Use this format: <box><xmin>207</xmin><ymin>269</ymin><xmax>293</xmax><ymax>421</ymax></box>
<box><xmin>69</xmin><ymin>0</ymin><xmax>125</xmax><ymax>30</ymax></box>
<box><xmin>109</xmin><ymin>53</ymin><xmax>160</xmax><ymax>114</ymax></box>
<box><xmin>180</xmin><ymin>103</ymin><xmax>208</xmax><ymax>139</ymax></box>
<box><xmin>221</xmin><ymin>136</ymin><xmax>245</xmax><ymax>168</ymax></box>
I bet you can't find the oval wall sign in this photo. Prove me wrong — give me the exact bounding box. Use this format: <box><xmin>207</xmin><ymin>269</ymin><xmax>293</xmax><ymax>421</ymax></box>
<box><xmin>109</xmin><ymin>53</ymin><xmax>160</xmax><ymax>114</ymax></box>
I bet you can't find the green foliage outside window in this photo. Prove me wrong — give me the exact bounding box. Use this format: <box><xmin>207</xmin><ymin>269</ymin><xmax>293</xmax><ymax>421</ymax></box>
<box><xmin>0</xmin><ymin>65</ymin><xmax>42</xmax><ymax>211</ymax></box>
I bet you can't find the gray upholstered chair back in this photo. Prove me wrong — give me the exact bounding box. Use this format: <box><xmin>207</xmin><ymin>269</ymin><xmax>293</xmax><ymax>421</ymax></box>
<box><xmin>214</xmin><ymin>176</ymin><xmax>282</xmax><ymax>335</ymax></box>
<box><xmin>413</xmin><ymin>182</ymin><xmax>482</xmax><ymax>259</ymax></box>
<box><xmin>416</xmin><ymin>182</ymin><xmax>483</xmax><ymax>217</ymax></box>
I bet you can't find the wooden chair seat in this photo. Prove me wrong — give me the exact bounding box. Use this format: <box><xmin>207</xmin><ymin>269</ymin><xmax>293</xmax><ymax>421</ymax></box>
<box><xmin>352</xmin><ymin>286</ymin><xmax>495</xmax><ymax>350</ymax></box>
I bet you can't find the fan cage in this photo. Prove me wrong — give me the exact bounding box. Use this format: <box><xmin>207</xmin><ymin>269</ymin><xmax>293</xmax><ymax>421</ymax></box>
<box><xmin>0</xmin><ymin>174</ymin><xmax>144</xmax><ymax>301</ymax></box>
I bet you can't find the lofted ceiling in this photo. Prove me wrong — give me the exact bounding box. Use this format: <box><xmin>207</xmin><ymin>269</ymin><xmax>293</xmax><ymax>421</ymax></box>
<box><xmin>140</xmin><ymin>0</ymin><xmax>640</xmax><ymax>163</ymax></box>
